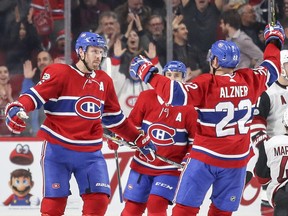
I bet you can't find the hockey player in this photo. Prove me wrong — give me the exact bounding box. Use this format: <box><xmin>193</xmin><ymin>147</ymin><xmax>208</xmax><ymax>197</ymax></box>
<box><xmin>118</xmin><ymin>61</ymin><xmax>197</xmax><ymax>216</ymax></box>
<box><xmin>254</xmin><ymin>107</ymin><xmax>288</xmax><ymax>216</ymax></box>
<box><xmin>251</xmin><ymin>49</ymin><xmax>288</xmax><ymax>216</ymax></box>
<box><xmin>128</xmin><ymin>21</ymin><xmax>285</xmax><ymax>215</ymax></box>
<box><xmin>4</xmin><ymin>32</ymin><xmax>155</xmax><ymax>216</ymax></box>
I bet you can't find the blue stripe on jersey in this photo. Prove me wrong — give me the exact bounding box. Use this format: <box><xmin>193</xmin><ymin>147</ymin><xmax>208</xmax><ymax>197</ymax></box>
<box><xmin>260</xmin><ymin>61</ymin><xmax>279</xmax><ymax>87</ymax></box>
<box><xmin>170</xmin><ymin>81</ymin><xmax>187</xmax><ymax>106</ymax></box>
<box><xmin>197</xmin><ymin>108</ymin><xmax>253</xmax><ymax>125</ymax></box>
<box><xmin>25</xmin><ymin>89</ymin><xmax>44</xmax><ymax>109</ymax></box>
<box><xmin>102</xmin><ymin>113</ymin><xmax>126</xmax><ymax>127</ymax></box>
<box><xmin>44</xmin><ymin>99</ymin><xmax>105</xmax><ymax>114</ymax></box>
<box><xmin>45</xmin><ymin>99</ymin><xmax>76</xmax><ymax>112</ymax></box>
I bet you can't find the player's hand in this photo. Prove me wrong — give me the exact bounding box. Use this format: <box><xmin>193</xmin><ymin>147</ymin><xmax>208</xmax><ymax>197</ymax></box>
<box><xmin>178</xmin><ymin>153</ymin><xmax>190</xmax><ymax>172</ymax></box>
<box><xmin>107</xmin><ymin>136</ymin><xmax>120</xmax><ymax>151</ymax></box>
<box><xmin>139</xmin><ymin>142</ymin><xmax>157</xmax><ymax>162</ymax></box>
<box><xmin>5</xmin><ymin>101</ymin><xmax>28</xmax><ymax>134</ymax></box>
<box><xmin>251</xmin><ymin>130</ymin><xmax>269</xmax><ymax>148</ymax></box>
<box><xmin>264</xmin><ymin>21</ymin><xmax>285</xmax><ymax>48</ymax></box>
<box><xmin>129</xmin><ymin>55</ymin><xmax>158</xmax><ymax>83</ymax></box>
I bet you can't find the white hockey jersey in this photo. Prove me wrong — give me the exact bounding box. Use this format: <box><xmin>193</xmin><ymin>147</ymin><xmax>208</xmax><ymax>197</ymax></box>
<box><xmin>110</xmin><ymin>57</ymin><xmax>162</xmax><ymax>116</ymax></box>
<box><xmin>251</xmin><ymin>81</ymin><xmax>288</xmax><ymax>137</ymax></box>
<box><xmin>264</xmin><ymin>135</ymin><xmax>288</xmax><ymax>207</ymax></box>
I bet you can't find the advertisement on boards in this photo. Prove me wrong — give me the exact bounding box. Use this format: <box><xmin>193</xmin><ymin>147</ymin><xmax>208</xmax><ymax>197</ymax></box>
<box><xmin>0</xmin><ymin>138</ymin><xmax>261</xmax><ymax>216</ymax></box>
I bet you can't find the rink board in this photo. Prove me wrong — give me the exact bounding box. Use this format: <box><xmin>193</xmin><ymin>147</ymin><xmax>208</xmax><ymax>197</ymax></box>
<box><xmin>0</xmin><ymin>138</ymin><xmax>262</xmax><ymax>216</ymax></box>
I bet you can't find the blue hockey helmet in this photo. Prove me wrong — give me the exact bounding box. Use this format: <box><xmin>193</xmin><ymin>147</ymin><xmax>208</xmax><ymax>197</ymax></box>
<box><xmin>163</xmin><ymin>61</ymin><xmax>187</xmax><ymax>78</ymax></box>
<box><xmin>208</xmin><ymin>40</ymin><xmax>240</xmax><ymax>68</ymax></box>
<box><xmin>75</xmin><ymin>32</ymin><xmax>108</xmax><ymax>57</ymax></box>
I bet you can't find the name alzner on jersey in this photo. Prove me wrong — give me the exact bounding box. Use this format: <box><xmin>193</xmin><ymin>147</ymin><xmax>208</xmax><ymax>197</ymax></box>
<box><xmin>220</xmin><ymin>86</ymin><xmax>248</xmax><ymax>98</ymax></box>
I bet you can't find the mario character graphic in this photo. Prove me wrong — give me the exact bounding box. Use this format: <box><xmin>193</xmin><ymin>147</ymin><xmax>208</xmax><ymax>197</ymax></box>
<box><xmin>10</xmin><ymin>144</ymin><xmax>34</xmax><ymax>165</ymax></box>
<box><xmin>3</xmin><ymin>169</ymin><xmax>40</xmax><ymax>206</ymax></box>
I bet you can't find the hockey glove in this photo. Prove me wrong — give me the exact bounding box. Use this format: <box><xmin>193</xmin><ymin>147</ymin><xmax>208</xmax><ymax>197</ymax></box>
<box><xmin>264</xmin><ymin>21</ymin><xmax>285</xmax><ymax>49</ymax></box>
<box><xmin>107</xmin><ymin>135</ymin><xmax>120</xmax><ymax>151</ymax></box>
<box><xmin>139</xmin><ymin>142</ymin><xmax>157</xmax><ymax>162</ymax></box>
<box><xmin>5</xmin><ymin>101</ymin><xmax>28</xmax><ymax>134</ymax></box>
<box><xmin>129</xmin><ymin>55</ymin><xmax>158</xmax><ymax>83</ymax></box>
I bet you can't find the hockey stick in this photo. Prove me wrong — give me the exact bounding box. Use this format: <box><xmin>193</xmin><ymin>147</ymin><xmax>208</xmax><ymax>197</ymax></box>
<box><xmin>114</xmin><ymin>150</ymin><xmax>123</xmax><ymax>203</ymax></box>
<box><xmin>268</xmin><ymin>0</ymin><xmax>276</xmax><ymax>26</ymax></box>
<box><xmin>103</xmin><ymin>133</ymin><xmax>183</xmax><ymax>169</ymax></box>
<box><xmin>104</xmin><ymin>134</ymin><xmax>253</xmax><ymax>186</ymax></box>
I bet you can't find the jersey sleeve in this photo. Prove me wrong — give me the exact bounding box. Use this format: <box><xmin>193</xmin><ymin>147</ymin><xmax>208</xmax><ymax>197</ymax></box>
<box><xmin>250</xmin><ymin>91</ymin><xmax>270</xmax><ymax>149</ymax></box>
<box><xmin>102</xmin><ymin>76</ymin><xmax>140</xmax><ymax>142</ymax></box>
<box><xmin>102</xmin><ymin>76</ymin><xmax>126</xmax><ymax>127</ymax></box>
<box><xmin>20</xmin><ymin>64</ymin><xmax>63</xmax><ymax>110</ymax></box>
<box><xmin>259</xmin><ymin>43</ymin><xmax>281</xmax><ymax>87</ymax></box>
<box><xmin>254</xmin><ymin>140</ymin><xmax>271</xmax><ymax>185</ymax></box>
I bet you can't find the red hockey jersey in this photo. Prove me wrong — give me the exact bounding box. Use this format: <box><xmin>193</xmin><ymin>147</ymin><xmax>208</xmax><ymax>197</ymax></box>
<box><xmin>128</xmin><ymin>89</ymin><xmax>197</xmax><ymax>176</ymax></box>
<box><xmin>149</xmin><ymin>43</ymin><xmax>281</xmax><ymax>168</ymax></box>
<box><xmin>19</xmin><ymin>64</ymin><xmax>139</xmax><ymax>152</ymax></box>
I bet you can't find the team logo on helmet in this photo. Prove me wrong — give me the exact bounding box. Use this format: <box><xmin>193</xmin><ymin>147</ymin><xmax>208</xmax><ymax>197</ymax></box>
<box><xmin>75</xmin><ymin>96</ymin><xmax>102</xmax><ymax>119</ymax></box>
<box><xmin>148</xmin><ymin>123</ymin><xmax>176</xmax><ymax>146</ymax></box>
<box><xmin>218</xmin><ymin>42</ymin><xmax>224</xmax><ymax>48</ymax></box>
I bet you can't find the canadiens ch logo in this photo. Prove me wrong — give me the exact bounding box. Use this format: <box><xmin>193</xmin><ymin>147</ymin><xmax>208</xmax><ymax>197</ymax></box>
<box><xmin>148</xmin><ymin>123</ymin><xmax>176</xmax><ymax>146</ymax></box>
<box><xmin>75</xmin><ymin>96</ymin><xmax>102</xmax><ymax>119</ymax></box>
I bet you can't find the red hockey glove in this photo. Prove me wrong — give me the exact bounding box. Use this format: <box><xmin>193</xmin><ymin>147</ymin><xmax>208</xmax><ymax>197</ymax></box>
<box><xmin>134</xmin><ymin>133</ymin><xmax>157</xmax><ymax>162</ymax></box>
<box><xmin>107</xmin><ymin>135</ymin><xmax>120</xmax><ymax>151</ymax></box>
<box><xmin>129</xmin><ymin>55</ymin><xmax>158</xmax><ymax>83</ymax></box>
<box><xmin>5</xmin><ymin>101</ymin><xmax>28</xmax><ymax>134</ymax></box>
<box><xmin>264</xmin><ymin>21</ymin><xmax>285</xmax><ymax>49</ymax></box>
<box><xmin>251</xmin><ymin>130</ymin><xmax>269</xmax><ymax>149</ymax></box>
<box><xmin>139</xmin><ymin>142</ymin><xmax>157</xmax><ymax>162</ymax></box>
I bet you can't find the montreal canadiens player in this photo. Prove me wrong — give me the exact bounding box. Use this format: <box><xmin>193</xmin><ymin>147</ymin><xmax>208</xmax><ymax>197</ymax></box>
<box><xmin>251</xmin><ymin>49</ymin><xmax>288</xmax><ymax>215</ymax></box>
<box><xmin>128</xmin><ymin>21</ymin><xmax>285</xmax><ymax>216</ymax></box>
<box><xmin>118</xmin><ymin>61</ymin><xmax>197</xmax><ymax>216</ymax></box>
<box><xmin>4</xmin><ymin>32</ymin><xmax>155</xmax><ymax>216</ymax></box>
<box><xmin>254</xmin><ymin>107</ymin><xmax>288</xmax><ymax>216</ymax></box>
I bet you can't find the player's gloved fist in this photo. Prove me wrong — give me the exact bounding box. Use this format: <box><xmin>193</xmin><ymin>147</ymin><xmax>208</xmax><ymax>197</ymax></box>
<box><xmin>5</xmin><ymin>101</ymin><xmax>28</xmax><ymax>134</ymax></box>
<box><xmin>264</xmin><ymin>21</ymin><xmax>285</xmax><ymax>48</ymax></box>
<box><xmin>139</xmin><ymin>142</ymin><xmax>157</xmax><ymax>162</ymax></box>
<box><xmin>107</xmin><ymin>136</ymin><xmax>120</xmax><ymax>151</ymax></box>
<box><xmin>129</xmin><ymin>55</ymin><xmax>158</xmax><ymax>83</ymax></box>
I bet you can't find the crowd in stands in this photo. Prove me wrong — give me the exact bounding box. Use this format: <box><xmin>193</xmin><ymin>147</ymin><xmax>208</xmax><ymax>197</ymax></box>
<box><xmin>0</xmin><ymin>0</ymin><xmax>288</xmax><ymax>136</ymax></box>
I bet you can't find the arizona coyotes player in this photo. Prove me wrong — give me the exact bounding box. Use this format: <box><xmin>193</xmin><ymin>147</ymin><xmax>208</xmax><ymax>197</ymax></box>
<box><xmin>251</xmin><ymin>49</ymin><xmax>288</xmax><ymax>215</ymax></box>
<box><xmin>118</xmin><ymin>61</ymin><xmax>197</xmax><ymax>216</ymax></box>
<box><xmin>5</xmin><ymin>32</ymin><xmax>155</xmax><ymax>216</ymax></box>
<box><xmin>254</xmin><ymin>107</ymin><xmax>288</xmax><ymax>216</ymax></box>
<box><xmin>129</xmin><ymin>21</ymin><xmax>285</xmax><ymax>216</ymax></box>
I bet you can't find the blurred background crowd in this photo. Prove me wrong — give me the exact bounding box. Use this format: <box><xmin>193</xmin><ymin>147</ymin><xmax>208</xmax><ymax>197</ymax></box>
<box><xmin>0</xmin><ymin>0</ymin><xmax>288</xmax><ymax>136</ymax></box>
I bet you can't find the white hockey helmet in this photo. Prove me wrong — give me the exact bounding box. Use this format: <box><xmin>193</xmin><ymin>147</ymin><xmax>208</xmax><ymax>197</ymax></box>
<box><xmin>282</xmin><ymin>107</ymin><xmax>288</xmax><ymax>128</ymax></box>
<box><xmin>280</xmin><ymin>50</ymin><xmax>288</xmax><ymax>80</ymax></box>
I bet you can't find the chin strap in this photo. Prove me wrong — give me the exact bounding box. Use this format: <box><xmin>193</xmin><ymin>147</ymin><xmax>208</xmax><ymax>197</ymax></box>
<box><xmin>80</xmin><ymin>53</ymin><xmax>94</xmax><ymax>72</ymax></box>
<box><xmin>210</xmin><ymin>57</ymin><xmax>219</xmax><ymax>75</ymax></box>
<box><xmin>211</xmin><ymin>64</ymin><xmax>220</xmax><ymax>75</ymax></box>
